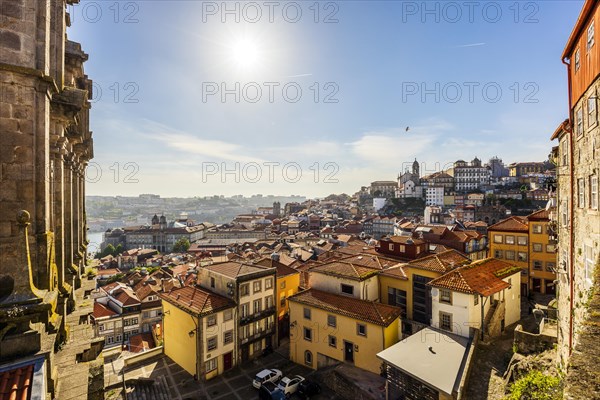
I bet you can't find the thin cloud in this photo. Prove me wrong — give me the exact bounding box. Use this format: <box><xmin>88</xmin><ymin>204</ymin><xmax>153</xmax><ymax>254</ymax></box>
<box><xmin>287</xmin><ymin>73</ymin><xmax>313</xmax><ymax>78</ymax></box>
<box><xmin>453</xmin><ymin>42</ymin><xmax>486</xmax><ymax>48</ymax></box>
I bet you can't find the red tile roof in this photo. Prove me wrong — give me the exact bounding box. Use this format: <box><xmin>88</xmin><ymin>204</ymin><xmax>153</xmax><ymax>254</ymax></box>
<box><xmin>129</xmin><ymin>333</ymin><xmax>155</xmax><ymax>353</ymax></box>
<box><xmin>161</xmin><ymin>286</ymin><xmax>235</xmax><ymax>316</ymax></box>
<box><xmin>527</xmin><ymin>209</ymin><xmax>550</xmax><ymax>221</ymax></box>
<box><xmin>288</xmin><ymin>288</ymin><xmax>401</xmax><ymax>326</ymax></box>
<box><xmin>0</xmin><ymin>363</ymin><xmax>33</xmax><ymax>400</ymax></box>
<box><xmin>488</xmin><ymin>216</ymin><xmax>529</xmax><ymax>232</ymax></box>
<box><xmin>407</xmin><ymin>250</ymin><xmax>470</xmax><ymax>274</ymax></box>
<box><xmin>255</xmin><ymin>258</ymin><xmax>299</xmax><ymax>278</ymax></box>
<box><xmin>428</xmin><ymin>258</ymin><xmax>521</xmax><ymax>296</ymax></box>
<box><xmin>93</xmin><ymin>302</ymin><xmax>117</xmax><ymax>319</ymax></box>
<box><xmin>203</xmin><ymin>261</ymin><xmax>272</xmax><ymax>279</ymax></box>
<box><xmin>310</xmin><ymin>261</ymin><xmax>380</xmax><ymax>281</ymax></box>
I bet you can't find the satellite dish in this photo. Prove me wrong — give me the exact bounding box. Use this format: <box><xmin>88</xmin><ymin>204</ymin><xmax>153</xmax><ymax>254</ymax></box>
<box><xmin>431</xmin><ymin>288</ymin><xmax>439</xmax><ymax>297</ymax></box>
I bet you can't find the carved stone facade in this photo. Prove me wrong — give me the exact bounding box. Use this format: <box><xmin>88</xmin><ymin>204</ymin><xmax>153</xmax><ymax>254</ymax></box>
<box><xmin>0</xmin><ymin>0</ymin><xmax>98</xmax><ymax>397</ymax></box>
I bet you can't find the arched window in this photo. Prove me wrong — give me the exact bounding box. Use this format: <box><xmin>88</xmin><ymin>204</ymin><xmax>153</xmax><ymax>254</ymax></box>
<box><xmin>304</xmin><ymin>350</ymin><xmax>312</xmax><ymax>366</ymax></box>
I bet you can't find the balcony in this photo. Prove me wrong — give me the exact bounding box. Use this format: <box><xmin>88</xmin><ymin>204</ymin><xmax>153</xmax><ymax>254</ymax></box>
<box><xmin>240</xmin><ymin>325</ymin><xmax>275</xmax><ymax>345</ymax></box>
<box><xmin>239</xmin><ymin>306</ymin><xmax>276</xmax><ymax>326</ymax></box>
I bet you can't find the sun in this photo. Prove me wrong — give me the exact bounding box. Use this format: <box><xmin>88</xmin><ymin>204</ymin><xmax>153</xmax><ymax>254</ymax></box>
<box><xmin>230</xmin><ymin>37</ymin><xmax>261</xmax><ymax>71</ymax></box>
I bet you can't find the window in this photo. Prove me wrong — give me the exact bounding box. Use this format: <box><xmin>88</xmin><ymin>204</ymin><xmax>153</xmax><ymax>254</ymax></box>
<box><xmin>589</xmin><ymin>96</ymin><xmax>598</xmax><ymax>126</ymax></box>
<box><xmin>253</xmin><ymin>299</ymin><xmax>262</xmax><ymax>314</ymax></box>
<box><xmin>584</xmin><ymin>245</ymin><xmax>594</xmax><ymax>288</ymax></box>
<box><xmin>576</xmin><ymin>108</ymin><xmax>583</xmax><ymax>136</ymax></box>
<box><xmin>440</xmin><ymin>289</ymin><xmax>452</xmax><ymax>304</ymax></box>
<box><xmin>546</xmin><ymin>262</ymin><xmax>556</xmax><ymax>273</ymax></box>
<box><xmin>575</xmin><ymin>48</ymin><xmax>581</xmax><ymax>72</ymax></box>
<box><xmin>280</xmin><ymin>280</ymin><xmax>286</xmax><ymax>289</ymax></box>
<box><xmin>207</xmin><ymin>315</ymin><xmax>217</xmax><ymax>327</ymax></box>
<box><xmin>328</xmin><ymin>335</ymin><xmax>337</xmax><ymax>348</ymax></box>
<box><xmin>388</xmin><ymin>243</ymin><xmax>394</xmax><ymax>251</ymax></box>
<box><xmin>493</xmin><ymin>234</ymin><xmax>503</xmax><ymax>244</ymax></box>
<box><xmin>357</xmin><ymin>323</ymin><xmax>367</xmax><ymax>337</ymax></box>
<box><xmin>578</xmin><ymin>178</ymin><xmax>585</xmax><ymax>207</ymax></box>
<box><xmin>240</xmin><ymin>325</ymin><xmax>249</xmax><ymax>339</ymax></box>
<box><xmin>241</xmin><ymin>303</ymin><xmax>249</xmax><ymax>318</ymax></box>
<box><xmin>304</xmin><ymin>350</ymin><xmax>312</xmax><ymax>366</ymax></box>
<box><xmin>210</xmin><ymin>277</ymin><xmax>215</xmax><ymax>288</ymax></box>
<box><xmin>224</xmin><ymin>330</ymin><xmax>233</xmax><ymax>344</ymax></box>
<box><xmin>494</xmin><ymin>249</ymin><xmax>503</xmax><ymax>259</ymax></box>
<box><xmin>265</xmin><ymin>295</ymin><xmax>273</xmax><ymax>309</ymax></box>
<box><xmin>546</xmin><ymin>244</ymin><xmax>556</xmax><ymax>253</ymax></box>
<box><xmin>521</xmin><ymin>268</ymin><xmax>528</xmax><ymax>276</ymax></box>
<box><xmin>561</xmin><ymin>139</ymin><xmax>569</xmax><ymax>166</ymax></box>
<box><xmin>517</xmin><ymin>236</ymin><xmax>527</xmax><ymax>246</ymax></box>
<box><xmin>207</xmin><ymin>336</ymin><xmax>217</xmax><ymax>351</ymax></box>
<box><xmin>265</xmin><ymin>278</ymin><xmax>273</xmax><ymax>289</ymax></box>
<box><xmin>505</xmin><ymin>235</ymin><xmax>515</xmax><ymax>245</ymax></box>
<box><xmin>327</xmin><ymin>315</ymin><xmax>337</xmax><ymax>328</ymax></box>
<box><xmin>252</xmin><ymin>341</ymin><xmax>262</xmax><ymax>354</ymax></box>
<box><xmin>533</xmin><ymin>260</ymin><xmax>543</xmax><ymax>270</ymax></box>
<box><xmin>588</xmin><ymin>21</ymin><xmax>595</xmax><ymax>51</ymax></box>
<box><xmin>106</xmin><ymin>336</ymin><xmax>114</xmax><ymax>344</ymax></box>
<box><xmin>561</xmin><ymin>202</ymin><xmax>569</xmax><ymax>227</ymax></box>
<box><xmin>304</xmin><ymin>307</ymin><xmax>311</xmax><ymax>320</ymax></box>
<box><xmin>206</xmin><ymin>357</ymin><xmax>217</xmax><ymax>372</ymax></box>
<box><xmin>303</xmin><ymin>327</ymin><xmax>312</xmax><ymax>341</ymax></box>
<box><xmin>518</xmin><ymin>252</ymin><xmax>528</xmax><ymax>262</ymax></box>
<box><xmin>440</xmin><ymin>312</ymin><xmax>452</xmax><ymax>332</ymax></box>
<box><xmin>240</xmin><ymin>284</ymin><xmax>249</xmax><ymax>297</ymax></box>
<box><xmin>533</xmin><ymin>243</ymin><xmax>543</xmax><ymax>252</ymax></box>
<box><xmin>116</xmin><ymin>334</ymin><xmax>122</xmax><ymax>342</ymax></box>
<box><xmin>532</xmin><ymin>224</ymin><xmax>542</xmax><ymax>234</ymax></box>
<box><xmin>280</xmin><ymin>296</ymin><xmax>286</xmax><ymax>307</ymax></box>
<box><xmin>474</xmin><ymin>295</ymin><xmax>479</xmax><ymax>306</ymax></box>
<box><xmin>505</xmin><ymin>250</ymin><xmax>515</xmax><ymax>260</ymax></box>
<box><xmin>387</xmin><ymin>288</ymin><xmax>407</xmax><ymax>318</ymax></box>
<box><xmin>224</xmin><ymin>309</ymin><xmax>233</xmax><ymax>321</ymax></box>
<box><xmin>591</xmin><ymin>175</ymin><xmax>598</xmax><ymax>210</ymax></box>
<box><xmin>341</xmin><ymin>284</ymin><xmax>354</xmax><ymax>296</ymax></box>
<box><xmin>253</xmin><ymin>281</ymin><xmax>262</xmax><ymax>293</ymax></box>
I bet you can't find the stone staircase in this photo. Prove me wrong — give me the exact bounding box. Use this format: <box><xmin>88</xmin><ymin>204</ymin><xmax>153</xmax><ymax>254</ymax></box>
<box><xmin>54</xmin><ymin>278</ymin><xmax>104</xmax><ymax>400</ymax></box>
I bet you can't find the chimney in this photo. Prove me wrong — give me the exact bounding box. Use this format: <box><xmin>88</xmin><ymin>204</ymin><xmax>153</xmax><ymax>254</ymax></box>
<box><xmin>271</xmin><ymin>252</ymin><xmax>280</xmax><ymax>262</ymax></box>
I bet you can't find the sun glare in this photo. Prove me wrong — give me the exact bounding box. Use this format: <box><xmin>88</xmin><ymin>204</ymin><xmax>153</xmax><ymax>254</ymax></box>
<box><xmin>230</xmin><ymin>38</ymin><xmax>261</xmax><ymax>70</ymax></box>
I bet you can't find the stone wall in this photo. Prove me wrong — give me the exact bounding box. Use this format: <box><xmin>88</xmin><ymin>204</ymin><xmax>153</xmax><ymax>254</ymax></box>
<box><xmin>514</xmin><ymin>324</ymin><xmax>557</xmax><ymax>355</ymax></box>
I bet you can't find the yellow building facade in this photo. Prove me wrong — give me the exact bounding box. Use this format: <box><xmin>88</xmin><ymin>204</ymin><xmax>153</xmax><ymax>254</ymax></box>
<box><xmin>288</xmin><ymin>288</ymin><xmax>401</xmax><ymax>374</ymax></box>
<box><xmin>378</xmin><ymin>250</ymin><xmax>471</xmax><ymax>333</ymax></box>
<box><xmin>488</xmin><ymin>212</ymin><xmax>557</xmax><ymax>296</ymax></box>
<box><xmin>161</xmin><ymin>286</ymin><xmax>237</xmax><ymax>380</ymax></box>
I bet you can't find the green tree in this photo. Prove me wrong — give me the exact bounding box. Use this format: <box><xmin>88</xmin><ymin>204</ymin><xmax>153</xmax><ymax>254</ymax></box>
<box><xmin>114</xmin><ymin>243</ymin><xmax>124</xmax><ymax>255</ymax></box>
<box><xmin>505</xmin><ymin>370</ymin><xmax>561</xmax><ymax>400</ymax></box>
<box><xmin>172</xmin><ymin>238</ymin><xmax>191</xmax><ymax>253</ymax></box>
<box><xmin>95</xmin><ymin>244</ymin><xmax>116</xmax><ymax>259</ymax></box>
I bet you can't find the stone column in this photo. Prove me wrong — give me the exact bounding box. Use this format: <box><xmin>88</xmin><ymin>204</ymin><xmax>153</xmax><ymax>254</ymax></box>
<box><xmin>63</xmin><ymin>152</ymin><xmax>74</xmax><ymax>286</ymax></box>
<box><xmin>50</xmin><ymin>135</ymin><xmax>68</xmax><ymax>296</ymax></box>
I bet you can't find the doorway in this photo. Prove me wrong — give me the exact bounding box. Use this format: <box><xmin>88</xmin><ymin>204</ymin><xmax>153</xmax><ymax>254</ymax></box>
<box><xmin>223</xmin><ymin>351</ymin><xmax>233</xmax><ymax>371</ymax></box>
<box><xmin>344</xmin><ymin>341</ymin><xmax>354</xmax><ymax>363</ymax></box>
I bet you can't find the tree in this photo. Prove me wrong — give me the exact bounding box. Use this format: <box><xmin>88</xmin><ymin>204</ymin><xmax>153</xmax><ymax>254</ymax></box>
<box><xmin>95</xmin><ymin>244</ymin><xmax>116</xmax><ymax>259</ymax></box>
<box><xmin>172</xmin><ymin>238</ymin><xmax>191</xmax><ymax>253</ymax></box>
<box><xmin>114</xmin><ymin>243</ymin><xmax>124</xmax><ymax>255</ymax></box>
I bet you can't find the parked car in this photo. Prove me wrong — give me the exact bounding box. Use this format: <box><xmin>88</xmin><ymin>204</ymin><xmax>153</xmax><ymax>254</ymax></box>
<box><xmin>297</xmin><ymin>380</ymin><xmax>321</xmax><ymax>399</ymax></box>
<box><xmin>253</xmin><ymin>368</ymin><xmax>283</xmax><ymax>389</ymax></box>
<box><xmin>277</xmin><ymin>375</ymin><xmax>305</xmax><ymax>396</ymax></box>
<box><xmin>258</xmin><ymin>381</ymin><xmax>286</xmax><ymax>400</ymax></box>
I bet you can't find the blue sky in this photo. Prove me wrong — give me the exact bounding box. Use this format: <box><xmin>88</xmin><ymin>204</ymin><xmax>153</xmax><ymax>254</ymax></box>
<box><xmin>68</xmin><ymin>1</ymin><xmax>583</xmax><ymax>198</ymax></box>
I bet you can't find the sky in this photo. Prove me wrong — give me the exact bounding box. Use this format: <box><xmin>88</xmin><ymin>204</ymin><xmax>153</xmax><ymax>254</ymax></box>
<box><xmin>67</xmin><ymin>0</ymin><xmax>584</xmax><ymax>198</ymax></box>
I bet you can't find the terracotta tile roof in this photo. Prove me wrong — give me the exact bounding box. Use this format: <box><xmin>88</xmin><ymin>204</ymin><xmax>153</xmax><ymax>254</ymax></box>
<box><xmin>93</xmin><ymin>302</ymin><xmax>117</xmax><ymax>319</ymax></box>
<box><xmin>203</xmin><ymin>261</ymin><xmax>272</xmax><ymax>279</ymax></box>
<box><xmin>337</xmin><ymin>254</ymin><xmax>398</xmax><ymax>270</ymax></box>
<box><xmin>406</xmin><ymin>250</ymin><xmax>470</xmax><ymax>273</ymax></box>
<box><xmin>0</xmin><ymin>363</ymin><xmax>34</xmax><ymax>400</ymax></box>
<box><xmin>289</xmin><ymin>288</ymin><xmax>401</xmax><ymax>326</ymax></box>
<box><xmin>129</xmin><ymin>333</ymin><xmax>155</xmax><ymax>353</ymax></box>
<box><xmin>527</xmin><ymin>209</ymin><xmax>550</xmax><ymax>221</ymax></box>
<box><xmin>379</xmin><ymin>265</ymin><xmax>408</xmax><ymax>280</ymax></box>
<box><xmin>160</xmin><ymin>286</ymin><xmax>235</xmax><ymax>316</ymax></box>
<box><xmin>310</xmin><ymin>261</ymin><xmax>380</xmax><ymax>281</ymax></box>
<box><xmin>254</xmin><ymin>258</ymin><xmax>299</xmax><ymax>278</ymax></box>
<box><xmin>428</xmin><ymin>258</ymin><xmax>521</xmax><ymax>296</ymax></box>
<box><xmin>488</xmin><ymin>216</ymin><xmax>529</xmax><ymax>232</ymax></box>
<box><xmin>381</xmin><ymin>236</ymin><xmax>427</xmax><ymax>245</ymax></box>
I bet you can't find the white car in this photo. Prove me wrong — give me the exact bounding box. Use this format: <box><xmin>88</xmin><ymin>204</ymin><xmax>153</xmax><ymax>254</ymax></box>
<box><xmin>277</xmin><ymin>375</ymin><xmax>305</xmax><ymax>396</ymax></box>
<box><xmin>253</xmin><ymin>369</ymin><xmax>283</xmax><ymax>389</ymax></box>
